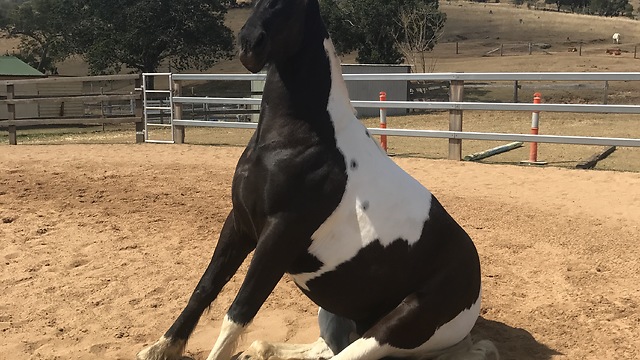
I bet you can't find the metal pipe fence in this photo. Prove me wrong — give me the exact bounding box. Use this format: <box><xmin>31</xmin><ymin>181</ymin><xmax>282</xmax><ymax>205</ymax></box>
<box><xmin>144</xmin><ymin>72</ymin><xmax>640</xmax><ymax>160</ymax></box>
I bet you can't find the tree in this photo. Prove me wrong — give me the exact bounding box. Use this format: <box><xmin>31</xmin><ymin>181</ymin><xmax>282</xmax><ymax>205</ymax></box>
<box><xmin>393</xmin><ymin>2</ymin><xmax>446</xmax><ymax>73</ymax></box>
<box><xmin>589</xmin><ymin>0</ymin><xmax>632</xmax><ymax>16</ymax></box>
<box><xmin>0</xmin><ymin>0</ymin><xmax>28</xmax><ymax>25</ymax></box>
<box><xmin>320</xmin><ymin>0</ymin><xmax>445</xmax><ymax>65</ymax></box>
<box><xmin>2</xmin><ymin>0</ymin><xmax>79</xmax><ymax>74</ymax></box>
<box><xmin>545</xmin><ymin>0</ymin><xmax>574</xmax><ymax>11</ymax></box>
<box><xmin>543</xmin><ymin>0</ymin><xmax>601</xmax><ymax>13</ymax></box>
<box><xmin>74</xmin><ymin>0</ymin><xmax>235</xmax><ymax>76</ymax></box>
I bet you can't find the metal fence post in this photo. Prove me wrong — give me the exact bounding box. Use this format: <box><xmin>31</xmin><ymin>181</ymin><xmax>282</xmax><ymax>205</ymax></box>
<box><xmin>448</xmin><ymin>80</ymin><xmax>464</xmax><ymax>160</ymax></box>
<box><xmin>134</xmin><ymin>76</ymin><xmax>145</xmax><ymax>143</ymax></box>
<box><xmin>173</xmin><ymin>79</ymin><xmax>185</xmax><ymax>144</ymax></box>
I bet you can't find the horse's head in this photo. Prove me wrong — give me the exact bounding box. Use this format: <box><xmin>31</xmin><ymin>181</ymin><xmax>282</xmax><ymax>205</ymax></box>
<box><xmin>239</xmin><ymin>0</ymin><xmax>309</xmax><ymax>73</ymax></box>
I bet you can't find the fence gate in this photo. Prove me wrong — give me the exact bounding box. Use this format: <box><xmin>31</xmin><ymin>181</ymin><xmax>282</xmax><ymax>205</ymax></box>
<box><xmin>142</xmin><ymin>73</ymin><xmax>174</xmax><ymax>143</ymax></box>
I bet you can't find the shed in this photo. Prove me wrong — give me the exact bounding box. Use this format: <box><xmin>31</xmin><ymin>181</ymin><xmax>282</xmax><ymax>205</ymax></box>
<box><xmin>0</xmin><ymin>56</ymin><xmax>83</xmax><ymax>120</ymax></box>
<box><xmin>341</xmin><ymin>64</ymin><xmax>411</xmax><ymax>117</ymax></box>
<box><xmin>0</xmin><ymin>56</ymin><xmax>45</xmax><ymax>80</ymax></box>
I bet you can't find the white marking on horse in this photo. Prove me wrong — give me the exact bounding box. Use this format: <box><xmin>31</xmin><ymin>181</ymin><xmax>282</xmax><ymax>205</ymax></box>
<box><xmin>206</xmin><ymin>315</ymin><xmax>247</xmax><ymax>360</ymax></box>
<box><xmin>242</xmin><ymin>337</ymin><xmax>335</xmax><ymax>360</ymax></box>
<box><xmin>324</xmin><ymin>295</ymin><xmax>481</xmax><ymax>360</ymax></box>
<box><xmin>136</xmin><ymin>336</ymin><xmax>185</xmax><ymax>360</ymax></box>
<box><xmin>291</xmin><ymin>39</ymin><xmax>432</xmax><ymax>291</ymax></box>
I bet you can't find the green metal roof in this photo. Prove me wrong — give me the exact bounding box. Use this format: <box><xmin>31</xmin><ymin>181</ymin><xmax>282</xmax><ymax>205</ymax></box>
<box><xmin>0</xmin><ymin>56</ymin><xmax>44</xmax><ymax>76</ymax></box>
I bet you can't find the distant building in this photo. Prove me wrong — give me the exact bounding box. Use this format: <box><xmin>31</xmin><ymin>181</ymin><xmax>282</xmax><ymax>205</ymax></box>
<box><xmin>0</xmin><ymin>56</ymin><xmax>83</xmax><ymax>120</ymax></box>
<box><xmin>0</xmin><ymin>56</ymin><xmax>45</xmax><ymax>80</ymax></box>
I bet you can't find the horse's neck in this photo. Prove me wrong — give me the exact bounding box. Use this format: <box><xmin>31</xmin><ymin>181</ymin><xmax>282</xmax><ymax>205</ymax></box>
<box><xmin>260</xmin><ymin>37</ymin><xmax>354</xmax><ymax>132</ymax></box>
<box><xmin>323</xmin><ymin>38</ymin><xmax>357</xmax><ymax>130</ymax></box>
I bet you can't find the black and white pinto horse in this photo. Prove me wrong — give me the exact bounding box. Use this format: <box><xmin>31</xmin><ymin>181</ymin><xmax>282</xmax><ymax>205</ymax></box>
<box><xmin>138</xmin><ymin>0</ymin><xmax>497</xmax><ymax>359</ymax></box>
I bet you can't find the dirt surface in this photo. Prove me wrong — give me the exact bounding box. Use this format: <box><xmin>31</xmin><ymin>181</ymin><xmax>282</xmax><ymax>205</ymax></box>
<box><xmin>1</xmin><ymin>144</ymin><xmax>639</xmax><ymax>360</ymax></box>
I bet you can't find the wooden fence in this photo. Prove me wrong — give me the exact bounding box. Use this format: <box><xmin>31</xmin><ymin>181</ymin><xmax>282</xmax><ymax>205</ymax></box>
<box><xmin>450</xmin><ymin>41</ymin><xmax>640</xmax><ymax>59</ymax></box>
<box><xmin>1</xmin><ymin>74</ymin><xmax>145</xmax><ymax>145</ymax></box>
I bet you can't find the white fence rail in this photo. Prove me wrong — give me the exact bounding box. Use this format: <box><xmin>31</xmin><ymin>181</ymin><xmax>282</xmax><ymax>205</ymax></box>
<box><xmin>152</xmin><ymin>72</ymin><xmax>640</xmax><ymax>160</ymax></box>
<box><xmin>173</xmin><ymin>97</ymin><xmax>640</xmax><ymax>114</ymax></box>
<box><xmin>171</xmin><ymin>72</ymin><xmax>640</xmax><ymax>81</ymax></box>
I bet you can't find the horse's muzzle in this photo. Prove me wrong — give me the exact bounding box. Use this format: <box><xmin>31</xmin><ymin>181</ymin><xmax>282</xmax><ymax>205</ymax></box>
<box><xmin>239</xmin><ymin>29</ymin><xmax>269</xmax><ymax>73</ymax></box>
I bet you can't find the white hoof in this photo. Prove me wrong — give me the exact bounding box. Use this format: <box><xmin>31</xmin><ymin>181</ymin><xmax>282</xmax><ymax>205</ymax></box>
<box><xmin>137</xmin><ymin>336</ymin><xmax>186</xmax><ymax>360</ymax></box>
<box><xmin>238</xmin><ymin>338</ymin><xmax>334</xmax><ymax>360</ymax></box>
<box><xmin>240</xmin><ymin>340</ymin><xmax>276</xmax><ymax>360</ymax></box>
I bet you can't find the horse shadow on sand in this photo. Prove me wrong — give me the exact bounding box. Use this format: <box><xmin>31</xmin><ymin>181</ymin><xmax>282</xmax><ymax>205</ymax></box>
<box><xmin>472</xmin><ymin>317</ymin><xmax>561</xmax><ymax>360</ymax></box>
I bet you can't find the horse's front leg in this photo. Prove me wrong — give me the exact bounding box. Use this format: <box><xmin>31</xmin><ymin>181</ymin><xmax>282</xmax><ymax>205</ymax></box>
<box><xmin>137</xmin><ymin>210</ymin><xmax>255</xmax><ymax>360</ymax></box>
<box><xmin>205</xmin><ymin>217</ymin><xmax>312</xmax><ymax>360</ymax></box>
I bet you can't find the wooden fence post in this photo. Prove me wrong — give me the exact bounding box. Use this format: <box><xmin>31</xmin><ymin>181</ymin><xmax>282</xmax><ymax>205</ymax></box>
<box><xmin>6</xmin><ymin>84</ymin><xmax>16</xmax><ymax>145</ymax></box>
<box><xmin>456</xmin><ymin>42</ymin><xmax>459</xmax><ymax>55</ymax></box>
<box><xmin>173</xmin><ymin>79</ymin><xmax>185</xmax><ymax>144</ymax></box>
<box><xmin>134</xmin><ymin>76</ymin><xmax>145</xmax><ymax>143</ymax></box>
<box><xmin>500</xmin><ymin>44</ymin><xmax>504</xmax><ymax>56</ymax></box>
<box><xmin>513</xmin><ymin>80</ymin><xmax>519</xmax><ymax>103</ymax></box>
<box><xmin>603</xmin><ymin>81</ymin><xmax>609</xmax><ymax>105</ymax></box>
<box><xmin>448</xmin><ymin>80</ymin><xmax>464</xmax><ymax>161</ymax></box>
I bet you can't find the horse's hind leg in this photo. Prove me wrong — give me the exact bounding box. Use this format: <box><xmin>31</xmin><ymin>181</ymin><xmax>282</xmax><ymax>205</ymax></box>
<box><xmin>137</xmin><ymin>210</ymin><xmax>255</xmax><ymax>360</ymax></box>
<box><xmin>239</xmin><ymin>308</ymin><xmax>356</xmax><ymax>360</ymax></box>
<box><xmin>318</xmin><ymin>308</ymin><xmax>357</xmax><ymax>354</ymax></box>
<box><xmin>325</xmin><ymin>286</ymin><xmax>485</xmax><ymax>360</ymax></box>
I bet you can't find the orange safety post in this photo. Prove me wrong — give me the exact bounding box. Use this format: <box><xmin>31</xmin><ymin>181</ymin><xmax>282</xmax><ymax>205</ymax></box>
<box><xmin>521</xmin><ymin>92</ymin><xmax>547</xmax><ymax>165</ymax></box>
<box><xmin>529</xmin><ymin>92</ymin><xmax>541</xmax><ymax>162</ymax></box>
<box><xmin>379</xmin><ymin>91</ymin><xmax>387</xmax><ymax>153</ymax></box>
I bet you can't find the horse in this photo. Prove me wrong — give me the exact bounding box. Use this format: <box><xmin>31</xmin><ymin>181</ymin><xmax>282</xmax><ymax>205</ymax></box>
<box><xmin>613</xmin><ymin>33</ymin><xmax>621</xmax><ymax>44</ymax></box>
<box><xmin>137</xmin><ymin>0</ymin><xmax>497</xmax><ymax>359</ymax></box>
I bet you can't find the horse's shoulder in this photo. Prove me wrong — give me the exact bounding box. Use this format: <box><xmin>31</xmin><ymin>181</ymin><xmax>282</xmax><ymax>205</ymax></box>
<box><xmin>233</xmin><ymin>135</ymin><xmax>347</xmax><ymax>221</ymax></box>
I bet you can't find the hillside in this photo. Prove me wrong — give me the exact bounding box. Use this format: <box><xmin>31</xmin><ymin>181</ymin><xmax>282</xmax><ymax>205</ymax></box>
<box><xmin>213</xmin><ymin>1</ymin><xmax>640</xmax><ymax>74</ymax></box>
<box><xmin>1</xmin><ymin>1</ymin><xmax>639</xmax><ymax>75</ymax></box>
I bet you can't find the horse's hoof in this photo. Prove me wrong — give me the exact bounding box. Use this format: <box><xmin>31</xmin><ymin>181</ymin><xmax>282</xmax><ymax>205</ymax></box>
<box><xmin>137</xmin><ymin>337</ymin><xmax>186</xmax><ymax>360</ymax></box>
<box><xmin>239</xmin><ymin>340</ymin><xmax>275</xmax><ymax>360</ymax></box>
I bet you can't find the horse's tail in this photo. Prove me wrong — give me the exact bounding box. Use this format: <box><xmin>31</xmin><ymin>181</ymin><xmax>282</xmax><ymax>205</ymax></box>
<box><xmin>431</xmin><ymin>335</ymin><xmax>499</xmax><ymax>360</ymax></box>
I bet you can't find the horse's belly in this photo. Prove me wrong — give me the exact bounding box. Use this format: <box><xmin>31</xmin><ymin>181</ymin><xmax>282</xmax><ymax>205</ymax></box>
<box><xmin>291</xmin><ymin>167</ymin><xmax>433</xmax><ymax>291</ymax></box>
<box><xmin>290</xmin><ymin>237</ymin><xmax>423</xmax><ymax>320</ymax></box>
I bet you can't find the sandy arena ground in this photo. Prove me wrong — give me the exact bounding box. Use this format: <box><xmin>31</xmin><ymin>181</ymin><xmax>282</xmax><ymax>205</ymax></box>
<box><xmin>1</xmin><ymin>144</ymin><xmax>639</xmax><ymax>360</ymax></box>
